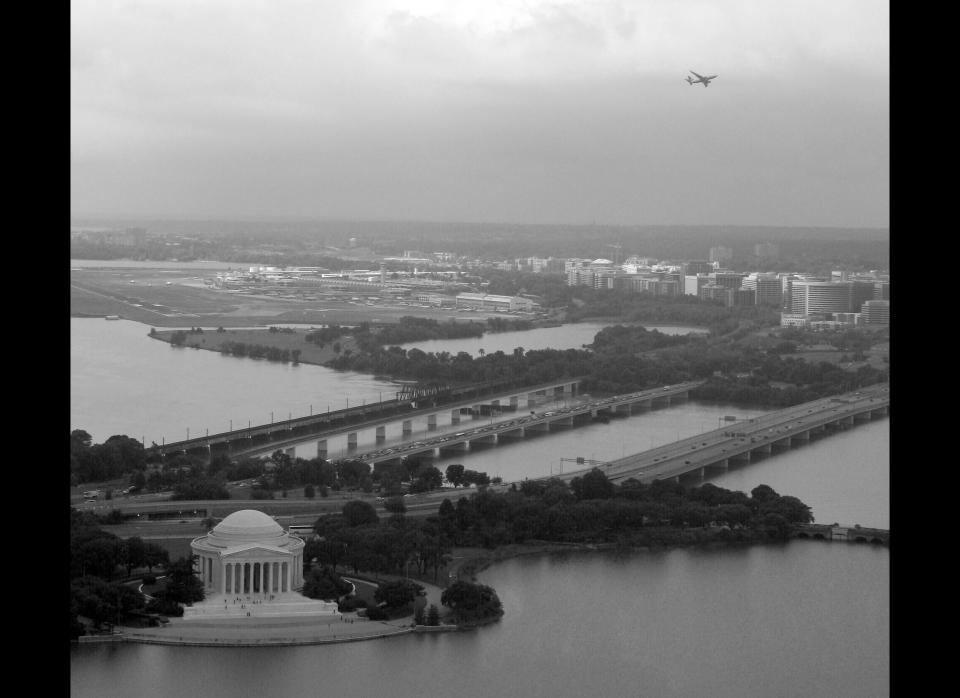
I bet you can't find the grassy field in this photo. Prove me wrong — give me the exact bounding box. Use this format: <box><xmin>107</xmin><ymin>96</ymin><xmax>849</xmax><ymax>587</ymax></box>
<box><xmin>150</xmin><ymin>328</ymin><xmax>357</xmax><ymax>365</ymax></box>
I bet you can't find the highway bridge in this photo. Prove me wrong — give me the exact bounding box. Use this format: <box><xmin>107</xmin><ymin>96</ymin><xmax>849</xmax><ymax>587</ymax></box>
<box><xmin>794</xmin><ymin>523</ymin><xmax>889</xmax><ymax>545</ymax></box>
<box><xmin>155</xmin><ymin>377</ymin><xmax>586</xmax><ymax>459</ymax></box>
<box><xmin>552</xmin><ymin>383</ymin><xmax>889</xmax><ymax>485</ymax></box>
<box><xmin>350</xmin><ymin>381</ymin><xmax>704</xmax><ymax>466</ymax></box>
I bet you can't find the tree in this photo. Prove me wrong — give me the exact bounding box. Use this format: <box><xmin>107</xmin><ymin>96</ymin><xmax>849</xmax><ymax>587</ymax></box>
<box><xmin>570</xmin><ymin>468</ymin><xmax>615</xmax><ymax>500</ymax></box>
<box><xmin>161</xmin><ymin>556</ymin><xmax>204</xmax><ymax>604</ymax></box>
<box><xmin>445</xmin><ymin>464</ymin><xmax>465</xmax><ymax>487</ymax></box>
<box><xmin>302</xmin><ymin>567</ymin><xmax>351</xmax><ymax>601</ymax></box>
<box><xmin>121</xmin><ymin>536</ymin><xmax>146</xmax><ymax>575</ymax></box>
<box><xmin>410</xmin><ymin>466</ymin><xmax>443</xmax><ymax>493</ymax></box>
<box><xmin>441</xmin><ymin>580</ymin><xmax>503</xmax><ymax>623</ymax></box>
<box><xmin>342</xmin><ymin>500</ymin><xmax>379</xmax><ymax>527</ymax></box>
<box><xmin>304</xmin><ymin>484</ymin><xmax>316</xmax><ymax>499</ymax></box>
<box><xmin>374</xmin><ymin>579</ymin><xmax>424</xmax><ymax>609</ymax></box>
<box><xmin>425</xmin><ymin>603</ymin><xmax>440</xmax><ymax>626</ymax></box>
<box><xmin>384</xmin><ymin>496</ymin><xmax>406</xmax><ymax>517</ymax></box>
<box><xmin>130</xmin><ymin>470</ymin><xmax>146</xmax><ymax>491</ymax></box>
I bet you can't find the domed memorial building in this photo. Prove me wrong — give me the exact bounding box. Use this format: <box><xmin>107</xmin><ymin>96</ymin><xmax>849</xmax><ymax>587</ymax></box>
<box><xmin>186</xmin><ymin>509</ymin><xmax>339</xmax><ymax>618</ymax></box>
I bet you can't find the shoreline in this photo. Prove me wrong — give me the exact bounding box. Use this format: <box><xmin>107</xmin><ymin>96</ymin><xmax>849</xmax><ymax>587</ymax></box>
<box><xmin>74</xmin><ymin>534</ymin><xmax>885</xmax><ymax>648</ymax></box>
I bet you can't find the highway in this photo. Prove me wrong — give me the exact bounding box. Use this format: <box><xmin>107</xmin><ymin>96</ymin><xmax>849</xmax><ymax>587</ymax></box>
<box><xmin>557</xmin><ymin>383</ymin><xmax>889</xmax><ymax>485</ymax></box>
<box><xmin>355</xmin><ymin>381</ymin><xmax>705</xmax><ymax>466</ymax></box>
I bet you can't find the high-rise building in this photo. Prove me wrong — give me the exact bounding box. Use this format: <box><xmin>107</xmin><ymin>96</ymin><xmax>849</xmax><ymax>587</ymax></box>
<box><xmin>712</xmin><ymin>272</ymin><xmax>746</xmax><ymax>290</ymax></box>
<box><xmin>742</xmin><ymin>273</ymin><xmax>784</xmax><ymax>306</ymax></box>
<box><xmin>851</xmin><ymin>281</ymin><xmax>877</xmax><ymax>312</ymax></box>
<box><xmin>684</xmin><ymin>274</ymin><xmax>710</xmax><ymax>296</ymax></box>
<box><xmin>861</xmin><ymin>300</ymin><xmax>890</xmax><ymax>325</ymax></box>
<box><xmin>789</xmin><ymin>281</ymin><xmax>854</xmax><ymax>315</ymax></box>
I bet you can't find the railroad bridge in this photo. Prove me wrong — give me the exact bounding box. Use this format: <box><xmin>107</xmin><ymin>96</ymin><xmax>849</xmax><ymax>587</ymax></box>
<box><xmin>153</xmin><ymin>377</ymin><xmax>586</xmax><ymax>460</ymax></box>
<box><xmin>354</xmin><ymin>382</ymin><xmax>704</xmax><ymax>466</ymax></box>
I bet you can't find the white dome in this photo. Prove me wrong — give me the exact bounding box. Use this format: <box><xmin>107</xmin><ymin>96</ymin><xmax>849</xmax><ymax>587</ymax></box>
<box><xmin>209</xmin><ymin>509</ymin><xmax>286</xmax><ymax>544</ymax></box>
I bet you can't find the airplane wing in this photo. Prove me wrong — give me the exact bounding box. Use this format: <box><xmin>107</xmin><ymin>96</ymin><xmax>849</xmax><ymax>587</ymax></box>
<box><xmin>707</xmin><ymin>75</ymin><xmax>718</xmax><ymax>80</ymax></box>
<box><xmin>690</xmin><ymin>71</ymin><xmax>705</xmax><ymax>80</ymax></box>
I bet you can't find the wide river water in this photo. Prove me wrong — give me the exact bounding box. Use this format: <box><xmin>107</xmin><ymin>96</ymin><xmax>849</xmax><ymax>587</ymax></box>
<box><xmin>70</xmin><ymin>317</ymin><xmax>889</xmax><ymax>697</ymax></box>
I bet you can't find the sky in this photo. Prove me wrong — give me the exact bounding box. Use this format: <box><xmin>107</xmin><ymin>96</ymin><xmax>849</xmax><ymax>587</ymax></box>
<box><xmin>71</xmin><ymin>0</ymin><xmax>889</xmax><ymax>228</ymax></box>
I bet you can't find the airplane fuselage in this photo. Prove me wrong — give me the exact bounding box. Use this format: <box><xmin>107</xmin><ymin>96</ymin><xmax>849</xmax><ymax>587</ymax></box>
<box><xmin>687</xmin><ymin>72</ymin><xmax>717</xmax><ymax>87</ymax></box>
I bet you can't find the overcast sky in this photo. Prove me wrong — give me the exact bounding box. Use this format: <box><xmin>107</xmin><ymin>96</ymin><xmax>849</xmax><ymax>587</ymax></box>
<box><xmin>71</xmin><ymin>0</ymin><xmax>889</xmax><ymax>228</ymax></box>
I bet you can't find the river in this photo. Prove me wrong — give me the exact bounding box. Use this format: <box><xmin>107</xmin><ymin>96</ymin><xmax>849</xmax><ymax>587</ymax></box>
<box><xmin>70</xmin><ymin>317</ymin><xmax>889</xmax><ymax>697</ymax></box>
<box><xmin>400</xmin><ymin>321</ymin><xmax>706</xmax><ymax>357</ymax></box>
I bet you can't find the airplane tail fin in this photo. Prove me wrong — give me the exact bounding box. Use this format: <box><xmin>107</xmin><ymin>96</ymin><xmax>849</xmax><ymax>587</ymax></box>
<box><xmin>685</xmin><ymin>77</ymin><xmax>692</xmax><ymax>84</ymax></box>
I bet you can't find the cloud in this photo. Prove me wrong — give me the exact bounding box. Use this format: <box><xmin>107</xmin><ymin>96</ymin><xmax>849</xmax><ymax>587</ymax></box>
<box><xmin>70</xmin><ymin>1</ymin><xmax>889</xmax><ymax>226</ymax></box>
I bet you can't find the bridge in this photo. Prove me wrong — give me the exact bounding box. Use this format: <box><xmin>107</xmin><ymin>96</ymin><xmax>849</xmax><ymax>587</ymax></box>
<box><xmin>550</xmin><ymin>383</ymin><xmax>889</xmax><ymax>485</ymax></box>
<box><xmin>352</xmin><ymin>382</ymin><xmax>704</xmax><ymax>466</ymax></box>
<box><xmin>793</xmin><ymin>523</ymin><xmax>889</xmax><ymax>546</ymax></box>
<box><xmin>154</xmin><ymin>377</ymin><xmax>586</xmax><ymax>460</ymax></box>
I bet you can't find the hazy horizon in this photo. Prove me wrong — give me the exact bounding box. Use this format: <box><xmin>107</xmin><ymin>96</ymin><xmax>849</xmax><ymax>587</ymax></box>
<box><xmin>72</xmin><ymin>1</ymin><xmax>889</xmax><ymax>228</ymax></box>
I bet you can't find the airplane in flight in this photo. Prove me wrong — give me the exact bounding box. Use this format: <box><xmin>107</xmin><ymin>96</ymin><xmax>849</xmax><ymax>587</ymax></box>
<box><xmin>686</xmin><ymin>71</ymin><xmax>718</xmax><ymax>87</ymax></box>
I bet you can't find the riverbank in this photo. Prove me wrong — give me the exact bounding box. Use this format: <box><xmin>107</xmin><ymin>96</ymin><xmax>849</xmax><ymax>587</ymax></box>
<box><xmin>84</xmin><ymin>573</ymin><xmax>458</xmax><ymax>647</ymax></box>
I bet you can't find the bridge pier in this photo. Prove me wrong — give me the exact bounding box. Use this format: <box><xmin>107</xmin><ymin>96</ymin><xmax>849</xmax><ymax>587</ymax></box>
<box><xmin>347</xmin><ymin>432</ymin><xmax>358</xmax><ymax>450</ymax></box>
<box><xmin>284</xmin><ymin>446</ymin><xmax>296</xmax><ymax>459</ymax></box>
<box><xmin>468</xmin><ymin>434</ymin><xmax>497</xmax><ymax>448</ymax></box>
<box><xmin>526</xmin><ymin>394</ymin><xmax>537</xmax><ymax>408</ymax></box>
<box><xmin>439</xmin><ymin>441</ymin><xmax>468</xmax><ymax>454</ymax></box>
<box><xmin>376</xmin><ymin>426</ymin><xmax>386</xmax><ymax>443</ymax></box>
<box><xmin>427</xmin><ymin>414</ymin><xmax>437</xmax><ymax>431</ymax></box>
<box><xmin>509</xmin><ymin>396</ymin><xmax>519</xmax><ymax>410</ymax></box>
<box><xmin>402</xmin><ymin>420</ymin><xmax>413</xmax><ymax>436</ymax></box>
<box><xmin>451</xmin><ymin>409</ymin><xmax>461</xmax><ymax>425</ymax></box>
<box><xmin>317</xmin><ymin>440</ymin><xmax>328</xmax><ymax>460</ymax></box>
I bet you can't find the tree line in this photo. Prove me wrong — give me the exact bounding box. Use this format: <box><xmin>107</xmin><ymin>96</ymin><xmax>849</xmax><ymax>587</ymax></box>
<box><xmin>437</xmin><ymin>470</ymin><xmax>812</xmax><ymax>549</ymax></box>
<box><xmin>70</xmin><ymin>508</ymin><xmax>205</xmax><ymax>637</ymax></box>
